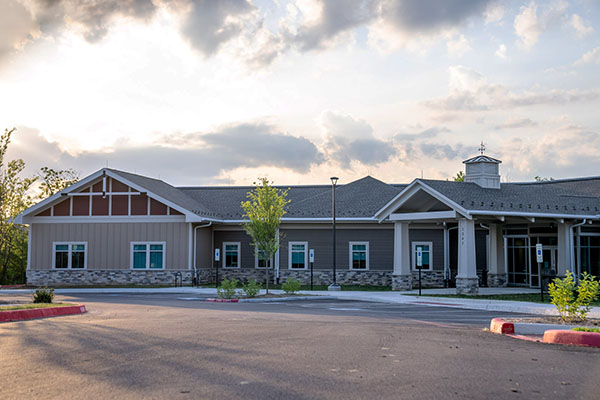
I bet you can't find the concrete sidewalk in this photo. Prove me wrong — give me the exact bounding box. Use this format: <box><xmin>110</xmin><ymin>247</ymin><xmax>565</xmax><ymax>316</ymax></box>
<box><xmin>1</xmin><ymin>287</ymin><xmax>598</xmax><ymax>318</ymax></box>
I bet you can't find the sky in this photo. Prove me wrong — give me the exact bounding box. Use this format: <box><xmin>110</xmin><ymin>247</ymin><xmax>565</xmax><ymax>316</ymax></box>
<box><xmin>1</xmin><ymin>0</ymin><xmax>599</xmax><ymax>187</ymax></box>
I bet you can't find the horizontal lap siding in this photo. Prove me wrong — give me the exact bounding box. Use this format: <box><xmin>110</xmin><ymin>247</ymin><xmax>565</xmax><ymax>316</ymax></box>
<box><xmin>214</xmin><ymin>231</ymin><xmax>255</xmax><ymax>269</ymax></box>
<box><xmin>408</xmin><ymin>229</ymin><xmax>444</xmax><ymax>271</ymax></box>
<box><xmin>30</xmin><ymin>222</ymin><xmax>189</xmax><ymax>270</ymax></box>
<box><xmin>280</xmin><ymin>228</ymin><xmax>394</xmax><ymax>271</ymax></box>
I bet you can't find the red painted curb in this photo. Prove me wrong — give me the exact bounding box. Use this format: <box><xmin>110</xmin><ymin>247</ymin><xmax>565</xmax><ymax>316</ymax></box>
<box><xmin>0</xmin><ymin>305</ymin><xmax>87</xmax><ymax>323</ymax></box>
<box><xmin>206</xmin><ymin>298</ymin><xmax>239</xmax><ymax>303</ymax></box>
<box><xmin>0</xmin><ymin>284</ymin><xmax>26</xmax><ymax>289</ymax></box>
<box><xmin>490</xmin><ymin>318</ymin><xmax>515</xmax><ymax>334</ymax></box>
<box><xmin>542</xmin><ymin>330</ymin><xmax>600</xmax><ymax>347</ymax></box>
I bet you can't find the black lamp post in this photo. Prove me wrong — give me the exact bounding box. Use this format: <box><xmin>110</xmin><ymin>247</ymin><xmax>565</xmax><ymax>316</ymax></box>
<box><xmin>328</xmin><ymin>176</ymin><xmax>341</xmax><ymax>291</ymax></box>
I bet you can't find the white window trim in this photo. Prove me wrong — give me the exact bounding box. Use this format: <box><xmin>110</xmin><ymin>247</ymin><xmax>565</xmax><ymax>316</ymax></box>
<box><xmin>288</xmin><ymin>241</ymin><xmax>308</xmax><ymax>270</ymax></box>
<box><xmin>412</xmin><ymin>241</ymin><xmax>433</xmax><ymax>271</ymax></box>
<box><xmin>349</xmin><ymin>241</ymin><xmax>369</xmax><ymax>271</ymax></box>
<box><xmin>223</xmin><ymin>242</ymin><xmax>241</xmax><ymax>269</ymax></box>
<box><xmin>254</xmin><ymin>246</ymin><xmax>274</xmax><ymax>269</ymax></box>
<box><xmin>52</xmin><ymin>242</ymin><xmax>88</xmax><ymax>270</ymax></box>
<box><xmin>130</xmin><ymin>241</ymin><xmax>166</xmax><ymax>270</ymax></box>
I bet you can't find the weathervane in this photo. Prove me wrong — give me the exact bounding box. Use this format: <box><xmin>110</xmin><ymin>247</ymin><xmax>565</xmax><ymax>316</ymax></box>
<box><xmin>478</xmin><ymin>141</ymin><xmax>485</xmax><ymax>155</ymax></box>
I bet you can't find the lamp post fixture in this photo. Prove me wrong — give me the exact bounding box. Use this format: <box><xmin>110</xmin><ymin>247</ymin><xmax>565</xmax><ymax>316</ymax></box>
<box><xmin>328</xmin><ymin>176</ymin><xmax>341</xmax><ymax>291</ymax></box>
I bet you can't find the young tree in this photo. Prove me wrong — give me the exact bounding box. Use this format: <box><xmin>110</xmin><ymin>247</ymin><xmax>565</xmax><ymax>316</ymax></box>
<box><xmin>241</xmin><ymin>178</ymin><xmax>289</xmax><ymax>294</ymax></box>
<box><xmin>453</xmin><ymin>171</ymin><xmax>465</xmax><ymax>182</ymax></box>
<box><xmin>0</xmin><ymin>128</ymin><xmax>36</xmax><ymax>284</ymax></box>
<box><xmin>38</xmin><ymin>166</ymin><xmax>79</xmax><ymax>198</ymax></box>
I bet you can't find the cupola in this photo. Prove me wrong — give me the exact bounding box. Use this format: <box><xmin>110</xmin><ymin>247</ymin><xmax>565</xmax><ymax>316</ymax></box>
<box><xmin>462</xmin><ymin>142</ymin><xmax>501</xmax><ymax>189</ymax></box>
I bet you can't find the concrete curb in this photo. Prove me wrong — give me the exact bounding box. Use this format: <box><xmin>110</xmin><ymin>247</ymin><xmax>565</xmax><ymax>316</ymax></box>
<box><xmin>238</xmin><ymin>296</ymin><xmax>336</xmax><ymax>303</ymax></box>
<box><xmin>0</xmin><ymin>304</ymin><xmax>87</xmax><ymax>323</ymax></box>
<box><xmin>490</xmin><ymin>318</ymin><xmax>514</xmax><ymax>334</ymax></box>
<box><xmin>542</xmin><ymin>330</ymin><xmax>600</xmax><ymax>347</ymax></box>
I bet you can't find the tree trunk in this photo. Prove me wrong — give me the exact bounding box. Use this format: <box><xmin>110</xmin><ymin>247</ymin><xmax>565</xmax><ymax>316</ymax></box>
<box><xmin>265</xmin><ymin>259</ymin><xmax>270</xmax><ymax>294</ymax></box>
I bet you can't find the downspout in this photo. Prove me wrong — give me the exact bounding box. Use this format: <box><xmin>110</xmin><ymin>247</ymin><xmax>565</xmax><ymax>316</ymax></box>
<box><xmin>570</xmin><ymin>219</ymin><xmax>586</xmax><ymax>282</ymax></box>
<box><xmin>193</xmin><ymin>222</ymin><xmax>212</xmax><ymax>278</ymax></box>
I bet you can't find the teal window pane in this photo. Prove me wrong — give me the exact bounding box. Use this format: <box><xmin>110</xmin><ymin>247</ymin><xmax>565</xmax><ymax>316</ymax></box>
<box><xmin>225</xmin><ymin>245</ymin><xmax>239</xmax><ymax>267</ymax></box>
<box><xmin>72</xmin><ymin>244</ymin><xmax>85</xmax><ymax>251</ymax></box>
<box><xmin>134</xmin><ymin>244</ymin><xmax>146</xmax><ymax>251</ymax></box>
<box><xmin>291</xmin><ymin>244</ymin><xmax>305</xmax><ymax>251</ymax></box>
<box><xmin>133</xmin><ymin>251</ymin><xmax>146</xmax><ymax>269</ymax></box>
<box><xmin>150</xmin><ymin>244</ymin><xmax>163</xmax><ymax>251</ymax></box>
<box><xmin>149</xmin><ymin>251</ymin><xmax>163</xmax><ymax>269</ymax></box>
<box><xmin>291</xmin><ymin>245</ymin><xmax>305</xmax><ymax>269</ymax></box>
<box><xmin>56</xmin><ymin>244</ymin><xmax>68</xmax><ymax>251</ymax></box>
<box><xmin>422</xmin><ymin>251</ymin><xmax>430</xmax><ymax>266</ymax></box>
<box><xmin>352</xmin><ymin>244</ymin><xmax>366</xmax><ymax>251</ymax></box>
<box><xmin>71</xmin><ymin>250</ymin><xmax>85</xmax><ymax>269</ymax></box>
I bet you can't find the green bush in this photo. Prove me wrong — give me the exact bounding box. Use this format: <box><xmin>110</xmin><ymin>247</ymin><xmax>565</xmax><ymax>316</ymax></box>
<box><xmin>572</xmin><ymin>327</ymin><xmax>600</xmax><ymax>333</ymax></box>
<box><xmin>282</xmin><ymin>277</ymin><xmax>301</xmax><ymax>294</ymax></box>
<box><xmin>548</xmin><ymin>271</ymin><xmax>600</xmax><ymax>322</ymax></box>
<box><xmin>32</xmin><ymin>287</ymin><xmax>54</xmax><ymax>303</ymax></box>
<box><xmin>242</xmin><ymin>279</ymin><xmax>261</xmax><ymax>298</ymax></box>
<box><xmin>217</xmin><ymin>278</ymin><xmax>238</xmax><ymax>299</ymax></box>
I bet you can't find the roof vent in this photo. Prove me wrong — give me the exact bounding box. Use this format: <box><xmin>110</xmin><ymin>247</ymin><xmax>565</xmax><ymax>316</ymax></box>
<box><xmin>462</xmin><ymin>142</ymin><xmax>501</xmax><ymax>189</ymax></box>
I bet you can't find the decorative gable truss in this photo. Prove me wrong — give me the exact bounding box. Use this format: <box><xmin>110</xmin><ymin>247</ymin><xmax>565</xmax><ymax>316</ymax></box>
<box><xmin>17</xmin><ymin>169</ymin><xmax>192</xmax><ymax>224</ymax></box>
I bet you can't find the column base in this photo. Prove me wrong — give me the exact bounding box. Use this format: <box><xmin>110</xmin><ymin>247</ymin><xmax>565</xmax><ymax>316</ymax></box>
<box><xmin>392</xmin><ymin>274</ymin><xmax>412</xmax><ymax>291</ymax></box>
<box><xmin>487</xmin><ymin>273</ymin><xmax>508</xmax><ymax>288</ymax></box>
<box><xmin>456</xmin><ymin>277</ymin><xmax>479</xmax><ymax>295</ymax></box>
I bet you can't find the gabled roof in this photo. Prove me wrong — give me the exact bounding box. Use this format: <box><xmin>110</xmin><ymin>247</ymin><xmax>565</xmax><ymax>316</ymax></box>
<box><xmin>463</xmin><ymin>155</ymin><xmax>502</xmax><ymax>164</ymax></box>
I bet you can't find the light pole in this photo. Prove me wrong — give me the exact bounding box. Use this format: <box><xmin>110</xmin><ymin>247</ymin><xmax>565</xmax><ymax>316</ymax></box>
<box><xmin>328</xmin><ymin>176</ymin><xmax>341</xmax><ymax>291</ymax></box>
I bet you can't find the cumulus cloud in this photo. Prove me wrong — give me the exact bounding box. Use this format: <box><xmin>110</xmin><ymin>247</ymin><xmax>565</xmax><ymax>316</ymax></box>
<box><xmin>514</xmin><ymin>1</ymin><xmax>570</xmax><ymax>50</ymax></box>
<box><xmin>495</xmin><ymin>43</ymin><xmax>507</xmax><ymax>59</ymax></box>
<box><xmin>570</xmin><ymin>14</ymin><xmax>593</xmax><ymax>38</ymax></box>
<box><xmin>394</xmin><ymin>126</ymin><xmax>450</xmax><ymax>141</ymax></box>
<box><xmin>0</xmin><ymin>0</ymin><xmax>39</xmax><ymax>59</ymax></box>
<box><xmin>424</xmin><ymin>65</ymin><xmax>600</xmax><ymax>112</ymax></box>
<box><xmin>485</xmin><ymin>3</ymin><xmax>504</xmax><ymax>25</ymax></box>
<box><xmin>447</xmin><ymin>34</ymin><xmax>471</xmax><ymax>58</ymax></box>
<box><xmin>419</xmin><ymin>142</ymin><xmax>471</xmax><ymax>160</ymax></box>
<box><xmin>7</xmin><ymin>124</ymin><xmax>326</xmax><ymax>184</ymax></box>
<box><xmin>320</xmin><ymin>111</ymin><xmax>396</xmax><ymax>168</ymax></box>
<box><xmin>574</xmin><ymin>47</ymin><xmax>600</xmax><ymax>66</ymax></box>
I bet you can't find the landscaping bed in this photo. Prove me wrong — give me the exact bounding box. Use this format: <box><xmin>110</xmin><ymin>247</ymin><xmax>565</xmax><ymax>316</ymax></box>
<box><xmin>504</xmin><ymin>316</ymin><xmax>600</xmax><ymax>327</ymax></box>
<box><xmin>0</xmin><ymin>302</ymin><xmax>77</xmax><ymax>311</ymax></box>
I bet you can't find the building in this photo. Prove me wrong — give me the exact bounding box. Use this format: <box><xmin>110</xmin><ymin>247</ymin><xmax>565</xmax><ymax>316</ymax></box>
<box><xmin>17</xmin><ymin>153</ymin><xmax>600</xmax><ymax>294</ymax></box>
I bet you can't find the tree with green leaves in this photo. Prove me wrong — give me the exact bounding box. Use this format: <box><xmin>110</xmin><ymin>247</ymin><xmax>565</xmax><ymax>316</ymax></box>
<box><xmin>37</xmin><ymin>166</ymin><xmax>79</xmax><ymax>199</ymax></box>
<box><xmin>454</xmin><ymin>171</ymin><xmax>465</xmax><ymax>182</ymax></box>
<box><xmin>0</xmin><ymin>128</ymin><xmax>36</xmax><ymax>284</ymax></box>
<box><xmin>241</xmin><ymin>178</ymin><xmax>289</xmax><ymax>294</ymax></box>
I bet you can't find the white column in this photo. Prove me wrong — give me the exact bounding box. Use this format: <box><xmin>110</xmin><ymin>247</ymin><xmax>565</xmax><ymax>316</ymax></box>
<box><xmin>393</xmin><ymin>222</ymin><xmax>412</xmax><ymax>290</ymax></box>
<box><xmin>456</xmin><ymin>218</ymin><xmax>478</xmax><ymax>294</ymax></box>
<box><xmin>557</xmin><ymin>222</ymin><xmax>572</xmax><ymax>276</ymax></box>
<box><xmin>488</xmin><ymin>224</ymin><xmax>506</xmax><ymax>287</ymax></box>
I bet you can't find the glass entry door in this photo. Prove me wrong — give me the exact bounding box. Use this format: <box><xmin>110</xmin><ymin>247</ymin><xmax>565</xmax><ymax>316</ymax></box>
<box><xmin>530</xmin><ymin>247</ymin><xmax>557</xmax><ymax>288</ymax></box>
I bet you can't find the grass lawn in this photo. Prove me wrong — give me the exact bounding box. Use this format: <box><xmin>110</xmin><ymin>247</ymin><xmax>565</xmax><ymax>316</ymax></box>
<box><xmin>200</xmin><ymin>283</ymin><xmax>393</xmax><ymax>291</ymax></box>
<box><xmin>411</xmin><ymin>293</ymin><xmax>600</xmax><ymax>307</ymax></box>
<box><xmin>0</xmin><ymin>303</ymin><xmax>76</xmax><ymax>311</ymax></box>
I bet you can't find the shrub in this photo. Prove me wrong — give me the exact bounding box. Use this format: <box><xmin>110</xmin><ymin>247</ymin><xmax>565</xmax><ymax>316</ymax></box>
<box><xmin>282</xmin><ymin>277</ymin><xmax>301</xmax><ymax>294</ymax></box>
<box><xmin>548</xmin><ymin>271</ymin><xmax>600</xmax><ymax>322</ymax></box>
<box><xmin>242</xmin><ymin>279</ymin><xmax>261</xmax><ymax>298</ymax></box>
<box><xmin>573</xmin><ymin>327</ymin><xmax>600</xmax><ymax>333</ymax></box>
<box><xmin>32</xmin><ymin>287</ymin><xmax>54</xmax><ymax>304</ymax></box>
<box><xmin>217</xmin><ymin>278</ymin><xmax>238</xmax><ymax>299</ymax></box>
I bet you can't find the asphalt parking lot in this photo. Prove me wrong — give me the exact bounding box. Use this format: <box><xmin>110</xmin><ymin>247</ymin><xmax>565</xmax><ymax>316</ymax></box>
<box><xmin>1</xmin><ymin>293</ymin><xmax>599</xmax><ymax>399</ymax></box>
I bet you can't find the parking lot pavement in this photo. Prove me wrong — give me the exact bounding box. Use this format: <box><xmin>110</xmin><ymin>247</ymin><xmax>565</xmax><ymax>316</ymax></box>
<box><xmin>1</xmin><ymin>293</ymin><xmax>599</xmax><ymax>399</ymax></box>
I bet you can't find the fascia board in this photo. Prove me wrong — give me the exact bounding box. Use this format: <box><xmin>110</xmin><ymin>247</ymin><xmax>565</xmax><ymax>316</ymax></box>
<box><xmin>469</xmin><ymin>210</ymin><xmax>600</xmax><ymax>220</ymax></box>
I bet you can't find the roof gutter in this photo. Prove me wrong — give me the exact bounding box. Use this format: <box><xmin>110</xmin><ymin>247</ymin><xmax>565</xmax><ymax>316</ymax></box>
<box><xmin>468</xmin><ymin>210</ymin><xmax>600</xmax><ymax>220</ymax></box>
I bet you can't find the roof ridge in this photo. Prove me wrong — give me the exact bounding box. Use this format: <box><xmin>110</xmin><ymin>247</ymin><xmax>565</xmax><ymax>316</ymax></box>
<box><xmin>510</xmin><ymin>176</ymin><xmax>600</xmax><ymax>185</ymax></box>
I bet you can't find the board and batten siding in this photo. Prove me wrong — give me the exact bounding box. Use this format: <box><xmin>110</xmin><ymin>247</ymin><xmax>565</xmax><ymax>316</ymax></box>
<box><xmin>30</xmin><ymin>222</ymin><xmax>189</xmax><ymax>270</ymax></box>
<box><xmin>280</xmin><ymin>228</ymin><xmax>394</xmax><ymax>271</ymax></box>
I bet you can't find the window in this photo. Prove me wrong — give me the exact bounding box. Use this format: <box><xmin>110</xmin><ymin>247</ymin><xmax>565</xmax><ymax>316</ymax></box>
<box><xmin>131</xmin><ymin>242</ymin><xmax>165</xmax><ymax>269</ymax></box>
<box><xmin>289</xmin><ymin>242</ymin><xmax>308</xmax><ymax>270</ymax></box>
<box><xmin>223</xmin><ymin>242</ymin><xmax>241</xmax><ymax>268</ymax></box>
<box><xmin>255</xmin><ymin>247</ymin><xmax>273</xmax><ymax>269</ymax></box>
<box><xmin>53</xmin><ymin>242</ymin><xmax>87</xmax><ymax>269</ymax></box>
<box><xmin>412</xmin><ymin>242</ymin><xmax>432</xmax><ymax>271</ymax></box>
<box><xmin>349</xmin><ymin>242</ymin><xmax>369</xmax><ymax>270</ymax></box>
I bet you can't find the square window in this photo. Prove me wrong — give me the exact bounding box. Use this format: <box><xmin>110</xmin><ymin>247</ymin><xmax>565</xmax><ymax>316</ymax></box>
<box><xmin>131</xmin><ymin>243</ymin><xmax>165</xmax><ymax>270</ymax></box>
<box><xmin>53</xmin><ymin>243</ymin><xmax>86</xmax><ymax>269</ymax></box>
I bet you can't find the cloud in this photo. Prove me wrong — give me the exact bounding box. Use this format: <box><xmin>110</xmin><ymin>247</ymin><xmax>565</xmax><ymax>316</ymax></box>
<box><xmin>570</xmin><ymin>14</ymin><xmax>593</xmax><ymax>38</ymax></box>
<box><xmin>419</xmin><ymin>142</ymin><xmax>471</xmax><ymax>160</ymax></box>
<box><xmin>320</xmin><ymin>111</ymin><xmax>396</xmax><ymax>168</ymax></box>
<box><xmin>514</xmin><ymin>1</ymin><xmax>569</xmax><ymax>50</ymax></box>
<box><xmin>447</xmin><ymin>34</ymin><xmax>471</xmax><ymax>58</ymax></box>
<box><xmin>495</xmin><ymin>43</ymin><xmax>507</xmax><ymax>59</ymax></box>
<box><xmin>180</xmin><ymin>0</ymin><xmax>256</xmax><ymax>56</ymax></box>
<box><xmin>394</xmin><ymin>126</ymin><xmax>450</xmax><ymax>141</ymax></box>
<box><xmin>7</xmin><ymin>124</ymin><xmax>326</xmax><ymax>184</ymax></box>
<box><xmin>424</xmin><ymin>66</ymin><xmax>600</xmax><ymax>112</ymax></box>
<box><xmin>0</xmin><ymin>0</ymin><xmax>39</xmax><ymax>59</ymax></box>
<box><xmin>574</xmin><ymin>47</ymin><xmax>600</xmax><ymax>66</ymax></box>
<box><xmin>494</xmin><ymin>118</ymin><xmax>537</xmax><ymax>130</ymax></box>
<box><xmin>485</xmin><ymin>3</ymin><xmax>504</xmax><ymax>25</ymax></box>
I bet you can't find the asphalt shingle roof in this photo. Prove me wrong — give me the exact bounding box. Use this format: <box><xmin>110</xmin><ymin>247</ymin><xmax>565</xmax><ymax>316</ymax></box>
<box><xmin>420</xmin><ymin>177</ymin><xmax>600</xmax><ymax>216</ymax></box>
